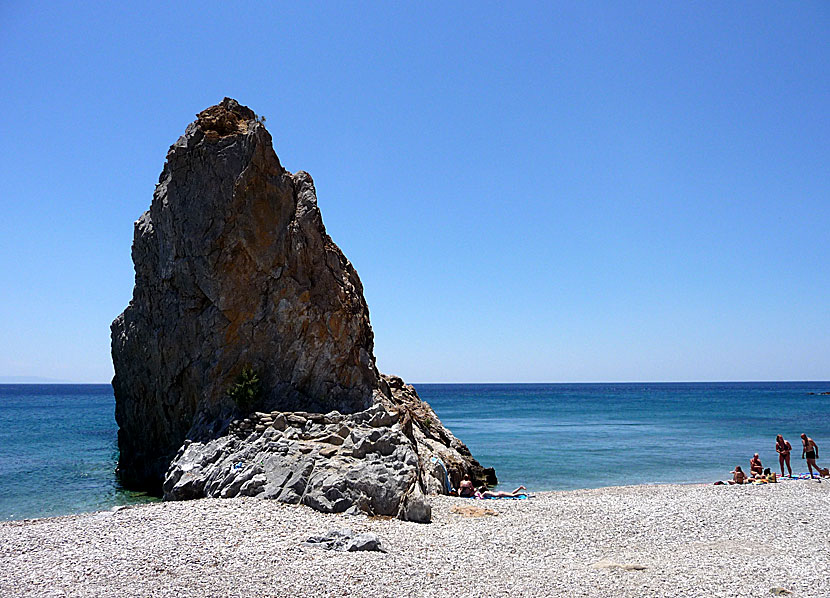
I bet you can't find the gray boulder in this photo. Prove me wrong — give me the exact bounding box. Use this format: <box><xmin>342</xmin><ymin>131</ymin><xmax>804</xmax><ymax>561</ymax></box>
<box><xmin>163</xmin><ymin>403</ymin><xmax>430</xmax><ymax>522</ymax></box>
<box><xmin>303</xmin><ymin>528</ymin><xmax>385</xmax><ymax>552</ymax></box>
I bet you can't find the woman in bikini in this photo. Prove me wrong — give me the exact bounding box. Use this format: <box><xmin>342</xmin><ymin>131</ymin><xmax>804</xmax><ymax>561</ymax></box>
<box><xmin>776</xmin><ymin>435</ymin><xmax>793</xmax><ymax>477</ymax></box>
<box><xmin>729</xmin><ymin>466</ymin><xmax>748</xmax><ymax>485</ymax></box>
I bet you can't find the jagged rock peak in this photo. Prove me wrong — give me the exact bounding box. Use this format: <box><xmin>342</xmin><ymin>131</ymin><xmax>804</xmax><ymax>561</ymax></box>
<box><xmin>196</xmin><ymin>97</ymin><xmax>257</xmax><ymax>137</ymax></box>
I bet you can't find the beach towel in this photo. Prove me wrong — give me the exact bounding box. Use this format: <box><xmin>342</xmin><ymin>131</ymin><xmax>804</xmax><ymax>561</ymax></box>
<box><xmin>459</xmin><ymin>493</ymin><xmax>531</xmax><ymax>500</ymax></box>
<box><xmin>763</xmin><ymin>472</ymin><xmax>826</xmax><ymax>481</ymax></box>
<box><xmin>479</xmin><ymin>494</ymin><xmax>530</xmax><ymax>500</ymax></box>
<box><xmin>782</xmin><ymin>472</ymin><xmax>823</xmax><ymax>480</ymax></box>
<box><xmin>429</xmin><ymin>455</ymin><xmax>454</xmax><ymax>494</ymax></box>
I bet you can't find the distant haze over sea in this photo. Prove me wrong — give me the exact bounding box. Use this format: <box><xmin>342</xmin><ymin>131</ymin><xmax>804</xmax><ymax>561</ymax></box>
<box><xmin>0</xmin><ymin>376</ymin><xmax>72</xmax><ymax>384</ymax></box>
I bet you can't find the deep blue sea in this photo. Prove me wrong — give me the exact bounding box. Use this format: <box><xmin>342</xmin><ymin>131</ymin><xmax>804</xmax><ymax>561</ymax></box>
<box><xmin>1</xmin><ymin>382</ymin><xmax>829</xmax><ymax>520</ymax></box>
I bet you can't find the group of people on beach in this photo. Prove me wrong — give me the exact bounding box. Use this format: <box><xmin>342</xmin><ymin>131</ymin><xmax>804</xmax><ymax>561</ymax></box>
<box><xmin>452</xmin><ymin>434</ymin><xmax>827</xmax><ymax>494</ymax></box>
<box><xmin>728</xmin><ymin>433</ymin><xmax>825</xmax><ymax>484</ymax></box>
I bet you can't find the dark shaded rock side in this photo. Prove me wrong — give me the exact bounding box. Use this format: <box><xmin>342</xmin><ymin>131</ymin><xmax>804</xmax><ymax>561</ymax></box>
<box><xmin>112</xmin><ymin>98</ymin><xmax>378</xmax><ymax>489</ymax></box>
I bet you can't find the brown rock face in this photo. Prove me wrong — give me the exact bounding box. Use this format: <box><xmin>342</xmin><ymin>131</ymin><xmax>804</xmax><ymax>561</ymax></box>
<box><xmin>112</xmin><ymin>98</ymin><xmax>379</xmax><ymax>489</ymax></box>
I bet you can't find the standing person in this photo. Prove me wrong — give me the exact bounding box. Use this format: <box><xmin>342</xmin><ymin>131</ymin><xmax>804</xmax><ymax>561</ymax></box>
<box><xmin>801</xmin><ymin>434</ymin><xmax>820</xmax><ymax>479</ymax></box>
<box><xmin>776</xmin><ymin>435</ymin><xmax>793</xmax><ymax>477</ymax></box>
<box><xmin>749</xmin><ymin>453</ymin><xmax>763</xmax><ymax>476</ymax></box>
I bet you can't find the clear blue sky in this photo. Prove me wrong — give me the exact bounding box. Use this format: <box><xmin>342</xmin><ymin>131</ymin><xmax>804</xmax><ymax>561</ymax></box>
<box><xmin>1</xmin><ymin>2</ymin><xmax>827</xmax><ymax>383</ymax></box>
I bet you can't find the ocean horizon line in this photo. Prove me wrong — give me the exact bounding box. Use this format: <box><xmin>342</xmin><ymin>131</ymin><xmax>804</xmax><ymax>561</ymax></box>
<box><xmin>1</xmin><ymin>379</ymin><xmax>828</xmax><ymax>386</ymax></box>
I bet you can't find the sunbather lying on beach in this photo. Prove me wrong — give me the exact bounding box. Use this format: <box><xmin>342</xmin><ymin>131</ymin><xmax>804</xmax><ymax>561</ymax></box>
<box><xmin>476</xmin><ymin>485</ymin><xmax>528</xmax><ymax>498</ymax></box>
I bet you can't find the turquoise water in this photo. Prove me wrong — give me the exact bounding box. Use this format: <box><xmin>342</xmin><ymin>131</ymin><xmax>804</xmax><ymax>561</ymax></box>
<box><xmin>1</xmin><ymin>382</ymin><xmax>828</xmax><ymax>520</ymax></box>
<box><xmin>0</xmin><ymin>385</ymin><xmax>158</xmax><ymax>521</ymax></box>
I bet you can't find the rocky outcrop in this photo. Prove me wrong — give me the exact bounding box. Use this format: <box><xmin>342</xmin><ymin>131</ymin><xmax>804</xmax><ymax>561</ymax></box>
<box><xmin>380</xmin><ymin>375</ymin><xmax>496</xmax><ymax>493</ymax></box>
<box><xmin>163</xmin><ymin>403</ymin><xmax>431</xmax><ymax>521</ymax></box>
<box><xmin>112</xmin><ymin>98</ymin><xmax>494</xmax><ymax>521</ymax></box>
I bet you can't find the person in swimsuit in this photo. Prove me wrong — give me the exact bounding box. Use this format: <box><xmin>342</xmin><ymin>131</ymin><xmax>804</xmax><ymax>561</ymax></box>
<box><xmin>749</xmin><ymin>453</ymin><xmax>763</xmax><ymax>476</ymax></box>
<box><xmin>801</xmin><ymin>434</ymin><xmax>820</xmax><ymax>479</ymax></box>
<box><xmin>729</xmin><ymin>466</ymin><xmax>748</xmax><ymax>485</ymax></box>
<box><xmin>776</xmin><ymin>435</ymin><xmax>793</xmax><ymax>477</ymax></box>
<box><xmin>457</xmin><ymin>474</ymin><xmax>475</xmax><ymax>497</ymax></box>
<box><xmin>475</xmin><ymin>485</ymin><xmax>528</xmax><ymax>498</ymax></box>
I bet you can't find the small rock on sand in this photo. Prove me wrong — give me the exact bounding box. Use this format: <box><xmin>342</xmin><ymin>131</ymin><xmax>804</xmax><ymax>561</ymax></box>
<box><xmin>303</xmin><ymin>528</ymin><xmax>385</xmax><ymax>552</ymax></box>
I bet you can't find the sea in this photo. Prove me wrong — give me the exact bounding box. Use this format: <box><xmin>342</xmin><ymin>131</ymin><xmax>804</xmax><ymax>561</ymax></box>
<box><xmin>1</xmin><ymin>382</ymin><xmax>828</xmax><ymax>521</ymax></box>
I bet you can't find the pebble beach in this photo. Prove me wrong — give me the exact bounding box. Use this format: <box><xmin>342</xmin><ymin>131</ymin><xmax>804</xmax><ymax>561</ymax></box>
<box><xmin>1</xmin><ymin>481</ymin><xmax>827</xmax><ymax>598</ymax></box>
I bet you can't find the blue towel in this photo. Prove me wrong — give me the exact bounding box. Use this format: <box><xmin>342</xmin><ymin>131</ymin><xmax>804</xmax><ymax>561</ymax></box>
<box><xmin>480</xmin><ymin>494</ymin><xmax>529</xmax><ymax>500</ymax></box>
<box><xmin>430</xmin><ymin>456</ymin><xmax>454</xmax><ymax>493</ymax></box>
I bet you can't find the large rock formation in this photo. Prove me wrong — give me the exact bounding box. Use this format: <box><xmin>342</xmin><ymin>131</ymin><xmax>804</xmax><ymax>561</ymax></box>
<box><xmin>112</xmin><ymin>98</ymin><xmax>495</xmax><ymax>521</ymax></box>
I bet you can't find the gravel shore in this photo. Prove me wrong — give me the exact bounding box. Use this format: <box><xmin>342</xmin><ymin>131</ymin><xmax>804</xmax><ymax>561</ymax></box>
<box><xmin>1</xmin><ymin>481</ymin><xmax>827</xmax><ymax>597</ymax></box>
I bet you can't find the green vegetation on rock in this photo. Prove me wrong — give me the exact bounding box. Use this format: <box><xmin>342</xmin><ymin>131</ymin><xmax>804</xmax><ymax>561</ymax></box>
<box><xmin>228</xmin><ymin>366</ymin><xmax>262</xmax><ymax>412</ymax></box>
